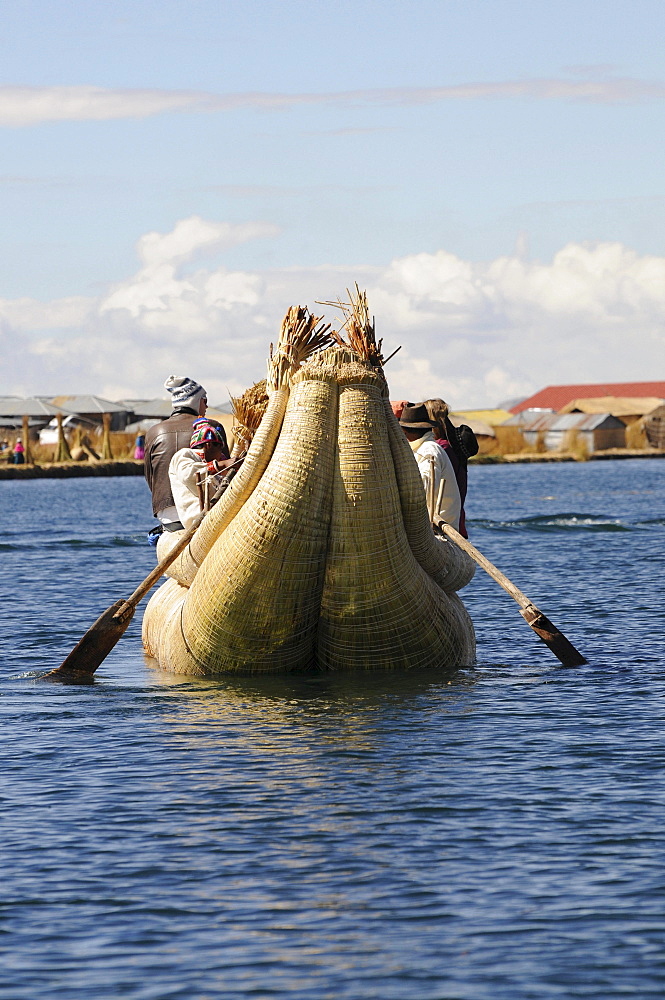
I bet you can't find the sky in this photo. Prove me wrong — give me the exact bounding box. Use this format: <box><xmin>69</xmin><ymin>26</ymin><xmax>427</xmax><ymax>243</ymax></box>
<box><xmin>1</xmin><ymin>0</ymin><xmax>664</xmax><ymax>408</ymax></box>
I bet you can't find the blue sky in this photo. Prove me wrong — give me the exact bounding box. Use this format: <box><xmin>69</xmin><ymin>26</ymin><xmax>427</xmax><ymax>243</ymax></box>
<box><xmin>1</xmin><ymin>0</ymin><xmax>664</xmax><ymax>406</ymax></box>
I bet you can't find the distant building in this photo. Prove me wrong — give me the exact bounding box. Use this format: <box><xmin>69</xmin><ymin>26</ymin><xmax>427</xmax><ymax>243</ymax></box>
<box><xmin>0</xmin><ymin>396</ymin><xmax>67</xmax><ymax>433</ymax></box>
<box><xmin>450</xmin><ymin>408</ymin><xmax>514</xmax><ymax>427</ymax></box>
<box><xmin>119</xmin><ymin>399</ymin><xmax>174</xmax><ymax>434</ymax></box>
<box><xmin>510</xmin><ymin>382</ymin><xmax>665</xmax><ymax>415</ymax></box>
<box><xmin>506</xmin><ymin>412</ymin><xmax>626</xmax><ymax>453</ymax></box>
<box><xmin>51</xmin><ymin>395</ymin><xmax>130</xmax><ymax>431</ymax></box>
<box><xmin>558</xmin><ymin>396</ymin><xmax>664</xmax><ymax>425</ymax></box>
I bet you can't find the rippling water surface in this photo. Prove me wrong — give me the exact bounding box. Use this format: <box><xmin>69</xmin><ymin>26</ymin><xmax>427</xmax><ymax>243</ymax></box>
<box><xmin>1</xmin><ymin>459</ymin><xmax>664</xmax><ymax>999</ymax></box>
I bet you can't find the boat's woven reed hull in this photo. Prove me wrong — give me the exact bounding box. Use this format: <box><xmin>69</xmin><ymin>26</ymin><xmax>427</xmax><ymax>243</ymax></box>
<box><xmin>143</xmin><ymin>351</ymin><xmax>476</xmax><ymax>674</ymax></box>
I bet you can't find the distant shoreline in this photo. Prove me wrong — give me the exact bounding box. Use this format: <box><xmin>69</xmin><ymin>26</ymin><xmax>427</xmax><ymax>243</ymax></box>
<box><xmin>0</xmin><ymin>460</ymin><xmax>145</xmax><ymax>480</ymax></box>
<box><xmin>1</xmin><ymin>450</ymin><xmax>664</xmax><ymax>480</ymax></box>
<box><xmin>471</xmin><ymin>448</ymin><xmax>665</xmax><ymax>465</ymax></box>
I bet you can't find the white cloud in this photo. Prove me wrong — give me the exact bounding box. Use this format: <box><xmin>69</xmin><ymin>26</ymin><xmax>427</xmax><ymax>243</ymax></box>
<box><xmin>0</xmin><ymin>86</ymin><xmax>204</xmax><ymax>127</ymax></box>
<box><xmin>136</xmin><ymin>217</ymin><xmax>277</xmax><ymax>267</ymax></box>
<box><xmin>0</xmin><ymin>295</ymin><xmax>91</xmax><ymax>328</ymax></box>
<box><xmin>1</xmin><ymin>76</ymin><xmax>665</xmax><ymax>126</ymax></box>
<box><xmin>2</xmin><ymin>219</ymin><xmax>664</xmax><ymax>408</ymax></box>
<box><xmin>100</xmin><ymin>217</ymin><xmax>278</xmax><ymax>320</ymax></box>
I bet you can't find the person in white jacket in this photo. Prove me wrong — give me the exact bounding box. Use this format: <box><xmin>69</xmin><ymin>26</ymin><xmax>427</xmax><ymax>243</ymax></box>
<box><xmin>399</xmin><ymin>402</ymin><xmax>462</xmax><ymax>531</ymax></box>
<box><xmin>169</xmin><ymin>419</ymin><xmax>233</xmax><ymax>530</ymax></box>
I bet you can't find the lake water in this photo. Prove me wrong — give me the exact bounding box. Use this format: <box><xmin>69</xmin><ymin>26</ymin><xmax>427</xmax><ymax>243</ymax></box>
<box><xmin>1</xmin><ymin>458</ymin><xmax>664</xmax><ymax>999</ymax></box>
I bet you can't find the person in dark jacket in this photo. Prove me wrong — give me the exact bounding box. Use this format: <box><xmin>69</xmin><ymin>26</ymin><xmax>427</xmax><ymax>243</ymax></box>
<box><xmin>144</xmin><ymin>376</ymin><xmax>228</xmax><ymax>531</ymax></box>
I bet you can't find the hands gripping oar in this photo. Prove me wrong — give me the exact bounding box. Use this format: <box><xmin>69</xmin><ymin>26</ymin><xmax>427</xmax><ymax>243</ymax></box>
<box><xmin>433</xmin><ymin>516</ymin><xmax>587</xmax><ymax>667</ymax></box>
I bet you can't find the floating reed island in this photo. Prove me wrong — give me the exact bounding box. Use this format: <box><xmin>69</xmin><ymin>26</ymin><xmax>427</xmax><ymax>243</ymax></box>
<box><xmin>143</xmin><ymin>291</ymin><xmax>477</xmax><ymax>674</ymax></box>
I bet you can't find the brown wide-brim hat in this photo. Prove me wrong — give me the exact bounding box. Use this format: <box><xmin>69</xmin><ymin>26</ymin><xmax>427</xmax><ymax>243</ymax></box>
<box><xmin>399</xmin><ymin>403</ymin><xmax>435</xmax><ymax>430</ymax></box>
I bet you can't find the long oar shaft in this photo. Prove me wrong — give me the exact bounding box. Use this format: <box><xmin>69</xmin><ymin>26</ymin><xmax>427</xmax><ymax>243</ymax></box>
<box><xmin>115</xmin><ymin>513</ymin><xmax>204</xmax><ymax>616</ymax></box>
<box><xmin>436</xmin><ymin>518</ymin><xmax>587</xmax><ymax>667</ymax></box>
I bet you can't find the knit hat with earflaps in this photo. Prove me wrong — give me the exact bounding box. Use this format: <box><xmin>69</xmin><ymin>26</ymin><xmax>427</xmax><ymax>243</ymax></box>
<box><xmin>164</xmin><ymin>376</ymin><xmax>206</xmax><ymax>410</ymax></box>
<box><xmin>190</xmin><ymin>418</ymin><xmax>226</xmax><ymax>449</ymax></box>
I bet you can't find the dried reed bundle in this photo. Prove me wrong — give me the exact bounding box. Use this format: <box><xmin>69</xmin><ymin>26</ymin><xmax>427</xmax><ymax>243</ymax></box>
<box><xmin>321</xmin><ymin>284</ymin><xmax>385</xmax><ymax>367</ymax></box>
<box><xmin>383</xmin><ymin>398</ymin><xmax>476</xmax><ymax>593</ymax></box>
<box><xmin>154</xmin><ymin>524</ymin><xmax>188</xmax><ymax>566</ymax></box>
<box><xmin>165</xmin><ymin>302</ymin><xmax>327</xmax><ymax>588</ymax></box>
<box><xmin>162</xmin><ymin>368</ymin><xmax>339</xmax><ymax>673</ymax></box>
<box><xmin>316</xmin><ymin>362</ymin><xmax>475</xmax><ymax>670</ymax></box>
<box><xmin>230</xmin><ymin>379</ymin><xmax>268</xmax><ymax>457</ymax></box>
<box><xmin>267</xmin><ymin>305</ymin><xmax>333</xmax><ymax>391</ymax></box>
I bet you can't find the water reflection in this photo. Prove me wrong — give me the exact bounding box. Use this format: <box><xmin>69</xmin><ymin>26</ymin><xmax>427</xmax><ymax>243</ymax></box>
<box><xmin>144</xmin><ymin>657</ymin><xmax>481</xmax><ymax>751</ymax></box>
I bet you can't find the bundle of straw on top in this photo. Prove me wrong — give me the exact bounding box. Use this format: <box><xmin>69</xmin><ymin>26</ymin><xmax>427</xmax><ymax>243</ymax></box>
<box><xmin>230</xmin><ymin>379</ymin><xmax>268</xmax><ymax>458</ymax></box>
<box><xmin>267</xmin><ymin>305</ymin><xmax>333</xmax><ymax>391</ymax></box>
<box><xmin>323</xmin><ymin>283</ymin><xmax>385</xmax><ymax>368</ymax></box>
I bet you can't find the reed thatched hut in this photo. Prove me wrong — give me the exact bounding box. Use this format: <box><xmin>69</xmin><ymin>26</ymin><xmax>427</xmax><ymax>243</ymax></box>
<box><xmin>644</xmin><ymin>404</ymin><xmax>665</xmax><ymax>450</ymax></box>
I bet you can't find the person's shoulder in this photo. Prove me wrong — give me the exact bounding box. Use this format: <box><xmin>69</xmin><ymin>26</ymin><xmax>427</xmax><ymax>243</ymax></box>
<box><xmin>145</xmin><ymin>414</ymin><xmax>176</xmax><ymax>440</ymax></box>
<box><xmin>168</xmin><ymin>411</ymin><xmax>198</xmax><ymax>427</ymax></box>
<box><xmin>417</xmin><ymin>438</ymin><xmax>442</xmax><ymax>457</ymax></box>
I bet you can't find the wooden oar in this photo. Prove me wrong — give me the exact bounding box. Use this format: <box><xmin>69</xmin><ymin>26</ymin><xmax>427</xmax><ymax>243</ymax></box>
<box><xmin>43</xmin><ymin>513</ymin><xmax>205</xmax><ymax>683</ymax></box>
<box><xmin>43</xmin><ymin>456</ymin><xmax>248</xmax><ymax>683</ymax></box>
<box><xmin>434</xmin><ymin>517</ymin><xmax>587</xmax><ymax>667</ymax></box>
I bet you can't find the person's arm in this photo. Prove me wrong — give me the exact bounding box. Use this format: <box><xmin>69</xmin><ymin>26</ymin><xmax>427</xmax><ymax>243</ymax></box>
<box><xmin>207</xmin><ymin>456</ymin><xmax>238</xmax><ymax>475</ymax></box>
<box><xmin>414</xmin><ymin>441</ymin><xmax>439</xmax><ymax>497</ymax></box>
<box><xmin>415</xmin><ymin>442</ymin><xmax>462</xmax><ymax>530</ymax></box>
<box><xmin>436</xmin><ymin>448</ymin><xmax>462</xmax><ymax>530</ymax></box>
<box><xmin>143</xmin><ymin>428</ymin><xmax>158</xmax><ymax>490</ymax></box>
<box><xmin>169</xmin><ymin>449</ymin><xmax>207</xmax><ymax>529</ymax></box>
<box><xmin>143</xmin><ymin>440</ymin><xmax>153</xmax><ymax>490</ymax></box>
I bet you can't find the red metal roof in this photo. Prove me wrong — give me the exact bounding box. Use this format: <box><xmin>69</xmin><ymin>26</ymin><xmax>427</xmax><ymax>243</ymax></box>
<box><xmin>511</xmin><ymin>382</ymin><xmax>665</xmax><ymax>414</ymax></box>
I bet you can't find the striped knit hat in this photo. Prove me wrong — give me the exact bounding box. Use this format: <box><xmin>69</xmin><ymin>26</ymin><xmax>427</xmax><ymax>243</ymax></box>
<box><xmin>164</xmin><ymin>375</ymin><xmax>206</xmax><ymax>410</ymax></box>
<box><xmin>190</xmin><ymin>418</ymin><xmax>226</xmax><ymax>449</ymax></box>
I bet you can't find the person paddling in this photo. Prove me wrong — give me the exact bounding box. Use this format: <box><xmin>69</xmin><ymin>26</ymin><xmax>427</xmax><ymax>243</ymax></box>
<box><xmin>423</xmin><ymin>398</ymin><xmax>478</xmax><ymax>539</ymax></box>
<box><xmin>153</xmin><ymin>418</ymin><xmax>236</xmax><ymax>561</ymax></box>
<box><xmin>143</xmin><ymin>376</ymin><xmax>228</xmax><ymax>534</ymax></box>
<box><xmin>169</xmin><ymin>419</ymin><xmax>235</xmax><ymax>529</ymax></box>
<box><xmin>399</xmin><ymin>403</ymin><xmax>462</xmax><ymax>531</ymax></box>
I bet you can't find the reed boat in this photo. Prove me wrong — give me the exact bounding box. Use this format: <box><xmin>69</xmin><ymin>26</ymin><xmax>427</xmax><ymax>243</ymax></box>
<box><xmin>142</xmin><ymin>294</ymin><xmax>476</xmax><ymax>674</ymax></box>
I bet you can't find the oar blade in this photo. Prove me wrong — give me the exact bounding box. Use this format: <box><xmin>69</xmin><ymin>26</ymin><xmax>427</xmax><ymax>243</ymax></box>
<box><xmin>44</xmin><ymin>600</ymin><xmax>135</xmax><ymax>683</ymax></box>
<box><xmin>520</xmin><ymin>605</ymin><xmax>587</xmax><ymax>667</ymax></box>
<box><xmin>437</xmin><ymin>520</ymin><xmax>587</xmax><ymax>667</ymax></box>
